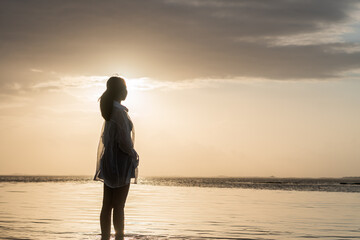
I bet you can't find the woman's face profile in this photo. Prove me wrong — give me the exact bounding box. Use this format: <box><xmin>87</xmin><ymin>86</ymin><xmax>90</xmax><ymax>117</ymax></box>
<box><xmin>122</xmin><ymin>87</ymin><xmax>128</xmax><ymax>100</ymax></box>
<box><xmin>117</xmin><ymin>85</ymin><xmax>127</xmax><ymax>101</ymax></box>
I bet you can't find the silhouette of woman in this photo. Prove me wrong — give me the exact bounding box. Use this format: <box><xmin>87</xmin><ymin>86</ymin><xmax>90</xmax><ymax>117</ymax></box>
<box><xmin>93</xmin><ymin>76</ymin><xmax>139</xmax><ymax>240</ymax></box>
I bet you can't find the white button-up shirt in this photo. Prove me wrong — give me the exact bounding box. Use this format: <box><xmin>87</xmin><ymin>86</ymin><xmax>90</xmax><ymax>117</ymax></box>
<box><xmin>93</xmin><ymin>100</ymin><xmax>139</xmax><ymax>188</ymax></box>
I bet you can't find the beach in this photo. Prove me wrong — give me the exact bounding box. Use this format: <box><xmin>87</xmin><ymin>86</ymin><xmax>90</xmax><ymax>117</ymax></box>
<box><xmin>0</xmin><ymin>176</ymin><xmax>359</xmax><ymax>239</ymax></box>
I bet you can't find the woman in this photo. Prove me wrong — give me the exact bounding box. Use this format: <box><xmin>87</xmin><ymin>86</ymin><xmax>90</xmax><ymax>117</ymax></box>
<box><xmin>93</xmin><ymin>76</ymin><xmax>139</xmax><ymax>240</ymax></box>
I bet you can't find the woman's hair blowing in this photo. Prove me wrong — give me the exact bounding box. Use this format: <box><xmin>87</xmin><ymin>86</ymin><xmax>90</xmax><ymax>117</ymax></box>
<box><xmin>98</xmin><ymin>76</ymin><xmax>127</xmax><ymax>121</ymax></box>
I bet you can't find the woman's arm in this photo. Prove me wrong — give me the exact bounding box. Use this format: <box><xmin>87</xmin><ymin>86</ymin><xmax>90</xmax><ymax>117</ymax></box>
<box><xmin>112</xmin><ymin>109</ymin><xmax>137</xmax><ymax>159</ymax></box>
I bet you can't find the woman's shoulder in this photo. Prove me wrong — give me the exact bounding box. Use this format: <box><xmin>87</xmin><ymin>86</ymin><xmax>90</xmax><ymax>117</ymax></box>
<box><xmin>113</xmin><ymin>100</ymin><xmax>129</xmax><ymax>112</ymax></box>
<box><xmin>110</xmin><ymin>106</ymin><xmax>130</xmax><ymax>124</ymax></box>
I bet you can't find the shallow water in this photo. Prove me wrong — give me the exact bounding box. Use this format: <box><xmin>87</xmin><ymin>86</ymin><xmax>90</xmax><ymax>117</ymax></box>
<box><xmin>0</xmin><ymin>178</ymin><xmax>360</xmax><ymax>239</ymax></box>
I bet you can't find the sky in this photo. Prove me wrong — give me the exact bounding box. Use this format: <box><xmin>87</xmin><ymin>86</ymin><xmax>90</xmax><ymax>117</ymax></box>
<box><xmin>1</xmin><ymin>0</ymin><xmax>360</xmax><ymax>178</ymax></box>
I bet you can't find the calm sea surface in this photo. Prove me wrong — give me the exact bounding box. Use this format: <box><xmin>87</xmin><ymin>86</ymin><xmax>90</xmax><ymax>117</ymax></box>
<box><xmin>0</xmin><ymin>176</ymin><xmax>359</xmax><ymax>239</ymax></box>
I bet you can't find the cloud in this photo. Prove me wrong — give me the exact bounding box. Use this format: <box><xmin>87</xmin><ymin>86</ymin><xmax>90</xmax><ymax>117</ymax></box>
<box><xmin>30</xmin><ymin>68</ymin><xmax>43</xmax><ymax>73</ymax></box>
<box><xmin>29</xmin><ymin>74</ymin><xmax>226</xmax><ymax>92</ymax></box>
<box><xmin>0</xmin><ymin>0</ymin><xmax>360</xmax><ymax>88</ymax></box>
<box><xmin>30</xmin><ymin>75</ymin><xmax>105</xmax><ymax>91</ymax></box>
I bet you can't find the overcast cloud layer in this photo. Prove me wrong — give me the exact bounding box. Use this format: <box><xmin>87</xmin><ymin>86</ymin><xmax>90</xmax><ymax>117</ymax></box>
<box><xmin>1</xmin><ymin>0</ymin><xmax>360</xmax><ymax>93</ymax></box>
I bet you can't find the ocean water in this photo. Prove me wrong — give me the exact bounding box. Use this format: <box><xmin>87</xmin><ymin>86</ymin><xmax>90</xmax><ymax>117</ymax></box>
<box><xmin>0</xmin><ymin>176</ymin><xmax>360</xmax><ymax>240</ymax></box>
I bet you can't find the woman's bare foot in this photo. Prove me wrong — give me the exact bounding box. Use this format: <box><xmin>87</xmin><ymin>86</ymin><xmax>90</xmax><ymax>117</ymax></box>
<box><xmin>115</xmin><ymin>232</ymin><xmax>125</xmax><ymax>240</ymax></box>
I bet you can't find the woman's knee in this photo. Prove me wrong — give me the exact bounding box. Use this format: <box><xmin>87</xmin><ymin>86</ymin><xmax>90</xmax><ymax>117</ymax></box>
<box><xmin>111</xmin><ymin>185</ymin><xmax>129</xmax><ymax>207</ymax></box>
<box><xmin>102</xmin><ymin>197</ymin><xmax>113</xmax><ymax>210</ymax></box>
<box><xmin>113</xmin><ymin>201</ymin><xmax>126</xmax><ymax>210</ymax></box>
<box><xmin>101</xmin><ymin>204</ymin><xmax>113</xmax><ymax>213</ymax></box>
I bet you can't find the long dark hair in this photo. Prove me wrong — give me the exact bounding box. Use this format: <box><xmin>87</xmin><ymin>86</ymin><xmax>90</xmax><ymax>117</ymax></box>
<box><xmin>98</xmin><ymin>76</ymin><xmax>127</xmax><ymax>121</ymax></box>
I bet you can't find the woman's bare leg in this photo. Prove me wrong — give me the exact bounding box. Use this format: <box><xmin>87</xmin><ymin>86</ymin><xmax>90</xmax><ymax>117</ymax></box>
<box><xmin>112</xmin><ymin>183</ymin><xmax>130</xmax><ymax>239</ymax></box>
<box><xmin>100</xmin><ymin>183</ymin><xmax>113</xmax><ymax>240</ymax></box>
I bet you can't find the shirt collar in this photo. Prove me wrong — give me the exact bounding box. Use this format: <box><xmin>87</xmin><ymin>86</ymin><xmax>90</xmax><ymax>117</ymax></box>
<box><xmin>113</xmin><ymin>100</ymin><xmax>128</xmax><ymax>112</ymax></box>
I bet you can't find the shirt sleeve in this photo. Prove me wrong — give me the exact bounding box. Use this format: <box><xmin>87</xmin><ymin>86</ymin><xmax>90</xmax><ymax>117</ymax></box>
<box><xmin>112</xmin><ymin>109</ymin><xmax>136</xmax><ymax>158</ymax></box>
